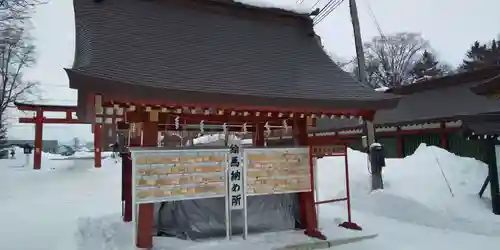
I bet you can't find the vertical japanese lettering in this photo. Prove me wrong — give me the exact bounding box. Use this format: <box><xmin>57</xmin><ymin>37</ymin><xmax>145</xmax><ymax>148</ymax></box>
<box><xmin>228</xmin><ymin>144</ymin><xmax>244</xmax><ymax>210</ymax></box>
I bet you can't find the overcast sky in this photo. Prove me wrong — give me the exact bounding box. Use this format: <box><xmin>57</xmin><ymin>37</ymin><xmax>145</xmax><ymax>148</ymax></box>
<box><xmin>7</xmin><ymin>0</ymin><xmax>500</xmax><ymax>142</ymax></box>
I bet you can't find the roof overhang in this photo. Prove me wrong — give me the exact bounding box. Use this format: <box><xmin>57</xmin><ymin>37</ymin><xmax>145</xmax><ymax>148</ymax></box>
<box><xmin>66</xmin><ymin>69</ymin><xmax>400</xmax><ymax>115</ymax></box>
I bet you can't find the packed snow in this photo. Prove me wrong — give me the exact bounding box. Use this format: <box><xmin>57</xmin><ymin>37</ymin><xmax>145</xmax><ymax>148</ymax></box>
<box><xmin>1</xmin><ymin>143</ymin><xmax>499</xmax><ymax>249</ymax></box>
<box><xmin>192</xmin><ymin>133</ymin><xmax>252</xmax><ymax>145</ymax></box>
<box><xmin>374</xmin><ymin>86</ymin><xmax>390</xmax><ymax>92</ymax></box>
<box><xmin>233</xmin><ymin>0</ymin><xmax>312</xmax><ymax>14</ymax></box>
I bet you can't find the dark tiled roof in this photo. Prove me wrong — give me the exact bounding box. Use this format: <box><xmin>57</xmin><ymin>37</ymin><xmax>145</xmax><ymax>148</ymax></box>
<box><xmin>386</xmin><ymin>66</ymin><xmax>500</xmax><ymax>95</ymax></box>
<box><xmin>461</xmin><ymin>112</ymin><xmax>500</xmax><ymax>135</ymax></box>
<box><xmin>312</xmin><ymin>68</ymin><xmax>500</xmax><ymax>132</ymax></box>
<box><xmin>375</xmin><ymin>84</ymin><xmax>500</xmax><ymax>125</ymax></box>
<box><xmin>69</xmin><ymin>0</ymin><xmax>397</xmax><ymax>110</ymax></box>
<box><xmin>313</xmin><ymin>118</ymin><xmax>361</xmax><ymax>132</ymax></box>
<box><xmin>470</xmin><ymin>74</ymin><xmax>500</xmax><ymax>95</ymax></box>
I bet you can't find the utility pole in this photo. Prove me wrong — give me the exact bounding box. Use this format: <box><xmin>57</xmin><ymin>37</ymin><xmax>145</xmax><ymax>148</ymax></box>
<box><xmin>349</xmin><ymin>0</ymin><xmax>383</xmax><ymax>190</ymax></box>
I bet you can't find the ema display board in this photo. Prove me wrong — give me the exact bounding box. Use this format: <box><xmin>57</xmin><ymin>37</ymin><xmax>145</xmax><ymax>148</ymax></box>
<box><xmin>131</xmin><ymin>149</ymin><xmax>228</xmax><ymax>204</ymax></box>
<box><xmin>244</xmin><ymin>147</ymin><xmax>311</xmax><ymax>195</ymax></box>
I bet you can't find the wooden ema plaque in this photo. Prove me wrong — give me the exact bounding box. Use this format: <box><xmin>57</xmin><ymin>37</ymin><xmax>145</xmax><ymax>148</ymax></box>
<box><xmin>311</xmin><ymin>145</ymin><xmax>345</xmax><ymax>157</ymax></box>
<box><xmin>244</xmin><ymin>148</ymin><xmax>311</xmax><ymax>195</ymax></box>
<box><xmin>131</xmin><ymin>149</ymin><xmax>227</xmax><ymax>203</ymax></box>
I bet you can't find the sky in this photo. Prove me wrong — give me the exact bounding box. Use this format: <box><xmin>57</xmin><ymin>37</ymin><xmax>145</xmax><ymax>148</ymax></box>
<box><xmin>7</xmin><ymin>0</ymin><xmax>500</xmax><ymax>141</ymax></box>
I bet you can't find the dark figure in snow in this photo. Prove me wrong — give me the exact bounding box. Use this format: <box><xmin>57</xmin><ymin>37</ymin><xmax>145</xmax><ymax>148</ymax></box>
<box><xmin>111</xmin><ymin>142</ymin><xmax>119</xmax><ymax>161</ymax></box>
<box><xmin>10</xmin><ymin>149</ymin><xmax>15</xmax><ymax>159</ymax></box>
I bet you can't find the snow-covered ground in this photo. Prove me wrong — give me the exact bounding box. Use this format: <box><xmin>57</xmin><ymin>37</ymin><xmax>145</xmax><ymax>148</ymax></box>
<box><xmin>1</xmin><ymin>143</ymin><xmax>499</xmax><ymax>249</ymax></box>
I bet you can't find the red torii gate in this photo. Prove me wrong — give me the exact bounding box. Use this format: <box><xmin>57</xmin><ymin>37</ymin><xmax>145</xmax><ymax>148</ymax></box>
<box><xmin>14</xmin><ymin>102</ymin><xmax>103</xmax><ymax>170</ymax></box>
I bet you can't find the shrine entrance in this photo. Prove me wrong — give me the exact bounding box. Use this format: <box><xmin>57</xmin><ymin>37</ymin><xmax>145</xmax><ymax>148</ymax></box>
<box><xmin>92</xmin><ymin>94</ymin><xmax>375</xmax><ymax>248</ymax></box>
<box><xmin>14</xmin><ymin>102</ymin><xmax>106</xmax><ymax>169</ymax></box>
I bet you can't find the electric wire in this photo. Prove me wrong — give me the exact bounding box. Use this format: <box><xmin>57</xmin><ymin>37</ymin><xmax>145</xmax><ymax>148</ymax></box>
<box><xmin>313</xmin><ymin>0</ymin><xmax>345</xmax><ymax>26</ymax></box>
<box><xmin>312</xmin><ymin>0</ymin><xmax>323</xmax><ymax>8</ymax></box>
<box><xmin>363</xmin><ymin>0</ymin><xmax>385</xmax><ymax>39</ymax></box>
<box><xmin>313</xmin><ymin>0</ymin><xmax>338</xmax><ymax>25</ymax></box>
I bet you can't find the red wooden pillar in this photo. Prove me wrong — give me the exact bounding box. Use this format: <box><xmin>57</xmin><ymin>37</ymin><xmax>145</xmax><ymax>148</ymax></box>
<box><xmin>136</xmin><ymin>121</ymin><xmax>157</xmax><ymax>249</ymax></box>
<box><xmin>124</xmin><ymin>123</ymin><xmax>141</xmax><ymax>223</ymax></box>
<box><xmin>33</xmin><ymin>109</ymin><xmax>43</xmax><ymax>170</ymax></box>
<box><xmin>253</xmin><ymin>123</ymin><xmax>265</xmax><ymax>146</ymax></box>
<box><xmin>440</xmin><ymin>122</ymin><xmax>448</xmax><ymax>149</ymax></box>
<box><xmin>122</xmin><ymin>152</ymin><xmax>133</xmax><ymax>222</ymax></box>
<box><xmin>396</xmin><ymin>127</ymin><xmax>404</xmax><ymax>158</ymax></box>
<box><xmin>293</xmin><ymin>118</ymin><xmax>324</xmax><ymax>239</ymax></box>
<box><xmin>94</xmin><ymin>123</ymin><xmax>102</xmax><ymax>168</ymax></box>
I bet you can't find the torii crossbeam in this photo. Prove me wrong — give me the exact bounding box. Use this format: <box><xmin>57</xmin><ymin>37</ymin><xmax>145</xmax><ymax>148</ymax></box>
<box><xmin>14</xmin><ymin>102</ymin><xmax>103</xmax><ymax>169</ymax></box>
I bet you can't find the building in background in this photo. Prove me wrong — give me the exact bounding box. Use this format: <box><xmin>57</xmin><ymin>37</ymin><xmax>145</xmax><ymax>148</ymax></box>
<box><xmin>6</xmin><ymin>140</ymin><xmax>59</xmax><ymax>153</ymax></box>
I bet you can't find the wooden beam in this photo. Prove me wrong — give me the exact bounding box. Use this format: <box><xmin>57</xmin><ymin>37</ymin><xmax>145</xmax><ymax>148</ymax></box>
<box><xmin>124</xmin><ymin>109</ymin><xmax>293</xmax><ymax>124</ymax></box>
<box><xmin>14</xmin><ymin>102</ymin><xmax>77</xmax><ymax>112</ymax></box>
<box><xmin>101</xmin><ymin>95</ymin><xmax>370</xmax><ymax>117</ymax></box>
<box><xmin>19</xmin><ymin>117</ymin><xmax>88</xmax><ymax>124</ymax></box>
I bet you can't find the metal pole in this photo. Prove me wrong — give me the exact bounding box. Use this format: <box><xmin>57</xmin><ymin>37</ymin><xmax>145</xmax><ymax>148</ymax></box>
<box><xmin>225</xmin><ymin>155</ymin><xmax>231</xmax><ymax>240</ymax></box>
<box><xmin>242</xmin><ymin>151</ymin><xmax>248</xmax><ymax>239</ymax></box>
<box><xmin>479</xmin><ymin>176</ymin><xmax>490</xmax><ymax>198</ymax></box>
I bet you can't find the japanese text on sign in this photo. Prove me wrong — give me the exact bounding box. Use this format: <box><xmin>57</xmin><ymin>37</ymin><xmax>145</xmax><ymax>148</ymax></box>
<box><xmin>245</xmin><ymin>147</ymin><xmax>311</xmax><ymax>195</ymax></box>
<box><xmin>131</xmin><ymin>149</ymin><xmax>228</xmax><ymax>204</ymax></box>
<box><xmin>228</xmin><ymin>144</ymin><xmax>244</xmax><ymax>210</ymax></box>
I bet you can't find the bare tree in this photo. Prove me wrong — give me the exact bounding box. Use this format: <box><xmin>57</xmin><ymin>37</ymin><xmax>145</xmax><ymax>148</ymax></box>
<box><xmin>351</xmin><ymin>32</ymin><xmax>431</xmax><ymax>88</ymax></box>
<box><xmin>0</xmin><ymin>0</ymin><xmax>40</xmax><ymax>25</ymax></box>
<box><xmin>0</xmin><ymin>21</ymin><xmax>37</xmax><ymax>127</ymax></box>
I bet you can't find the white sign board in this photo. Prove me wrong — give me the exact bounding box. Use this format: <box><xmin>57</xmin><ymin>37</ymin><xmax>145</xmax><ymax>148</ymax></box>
<box><xmin>228</xmin><ymin>145</ymin><xmax>245</xmax><ymax>210</ymax></box>
<box><xmin>131</xmin><ymin>148</ymin><xmax>228</xmax><ymax>204</ymax></box>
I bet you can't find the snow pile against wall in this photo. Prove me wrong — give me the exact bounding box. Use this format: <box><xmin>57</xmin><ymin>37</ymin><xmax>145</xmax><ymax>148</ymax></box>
<box><xmin>318</xmin><ymin>143</ymin><xmax>489</xmax><ymax>205</ymax></box>
<box><xmin>317</xmin><ymin>143</ymin><xmax>494</xmax><ymax>223</ymax></box>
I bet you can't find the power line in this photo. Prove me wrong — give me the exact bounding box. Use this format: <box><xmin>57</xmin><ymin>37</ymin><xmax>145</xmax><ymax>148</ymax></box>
<box><xmin>313</xmin><ymin>0</ymin><xmax>345</xmax><ymax>26</ymax></box>
<box><xmin>313</xmin><ymin>0</ymin><xmax>337</xmax><ymax>24</ymax></box>
<box><xmin>312</xmin><ymin>0</ymin><xmax>323</xmax><ymax>8</ymax></box>
<box><xmin>363</xmin><ymin>0</ymin><xmax>385</xmax><ymax>38</ymax></box>
<box><xmin>315</xmin><ymin>0</ymin><xmax>344</xmax><ymax>25</ymax></box>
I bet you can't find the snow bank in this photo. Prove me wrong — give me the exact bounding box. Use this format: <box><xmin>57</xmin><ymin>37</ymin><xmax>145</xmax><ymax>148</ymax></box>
<box><xmin>49</xmin><ymin>151</ymin><xmax>113</xmax><ymax>160</ymax></box>
<box><xmin>317</xmin><ymin>143</ymin><xmax>499</xmax><ymax>230</ymax></box>
<box><xmin>76</xmin><ymin>214</ymin><xmax>135</xmax><ymax>250</ymax></box>
<box><xmin>2</xmin><ymin>142</ymin><xmax>500</xmax><ymax>250</ymax></box>
<box><xmin>233</xmin><ymin>0</ymin><xmax>311</xmax><ymax>14</ymax></box>
<box><xmin>318</xmin><ymin>143</ymin><xmax>489</xmax><ymax>207</ymax></box>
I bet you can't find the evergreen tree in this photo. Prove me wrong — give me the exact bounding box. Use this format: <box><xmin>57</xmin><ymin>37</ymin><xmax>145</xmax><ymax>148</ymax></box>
<box><xmin>460</xmin><ymin>39</ymin><xmax>500</xmax><ymax>71</ymax></box>
<box><xmin>410</xmin><ymin>51</ymin><xmax>445</xmax><ymax>79</ymax></box>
